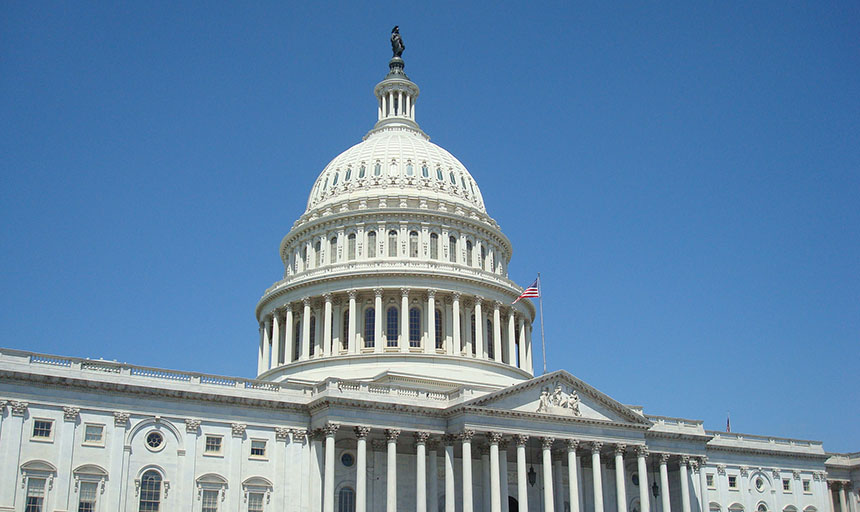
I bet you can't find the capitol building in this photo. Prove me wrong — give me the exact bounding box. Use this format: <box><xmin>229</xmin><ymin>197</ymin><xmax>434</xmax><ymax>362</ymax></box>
<box><xmin>0</xmin><ymin>36</ymin><xmax>856</xmax><ymax>512</ymax></box>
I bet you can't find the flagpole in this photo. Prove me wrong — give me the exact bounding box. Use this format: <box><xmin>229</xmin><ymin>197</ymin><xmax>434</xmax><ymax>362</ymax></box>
<box><xmin>537</xmin><ymin>272</ymin><xmax>547</xmax><ymax>374</ymax></box>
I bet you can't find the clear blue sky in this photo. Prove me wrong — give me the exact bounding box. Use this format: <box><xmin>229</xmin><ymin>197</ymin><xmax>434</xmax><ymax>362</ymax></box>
<box><xmin>2</xmin><ymin>2</ymin><xmax>857</xmax><ymax>451</ymax></box>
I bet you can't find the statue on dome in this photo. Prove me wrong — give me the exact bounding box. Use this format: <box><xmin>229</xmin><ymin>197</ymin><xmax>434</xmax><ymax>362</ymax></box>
<box><xmin>391</xmin><ymin>26</ymin><xmax>405</xmax><ymax>58</ymax></box>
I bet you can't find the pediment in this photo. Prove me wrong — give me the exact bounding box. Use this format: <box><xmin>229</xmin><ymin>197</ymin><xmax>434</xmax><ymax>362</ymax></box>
<box><xmin>461</xmin><ymin>370</ymin><xmax>651</xmax><ymax>426</ymax></box>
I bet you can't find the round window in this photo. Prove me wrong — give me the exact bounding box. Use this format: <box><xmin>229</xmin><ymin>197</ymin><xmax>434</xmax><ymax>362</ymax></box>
<box><xmin>146</xmin><ymin>431</ymin><xmax>164</xmax><ymax>451</ymax></box>
<box><xmin>341</xmin><ymin>452</ymin><xmax>355</xmax><ymax>467</ymax></box>
<box><xmin>755</xmin><ymin>477</ymin><xmax>765</xmax><ymax>492</ymax></box>
<box><xmin>632</xmin><ymin>473</ymin><xmax>640</xmax><ymax>486</ymax></box>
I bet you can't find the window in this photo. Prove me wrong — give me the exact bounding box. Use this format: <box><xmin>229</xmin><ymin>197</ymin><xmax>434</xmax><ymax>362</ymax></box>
<box><xmin>32</xmin><ymin>419</ymin><xmax>53</xmax><ymax>440</ymax></box>
<box><xmin>728</xmin><ymin>475</ymin><xmax>738</xmax><ymax>490</ymax></box>
<box><xmin>248</xmin><ymin>492</ymin><xmax>264</xmax><ymax>512</ymax></box>
<box><xmin>449</xmin><ymin>236</ymin><xmax>457</xmax><ymax>263</ymax></box>
<box><xmin>202</xmin><ymin>489</ymin><xmax>219</xmax><ymax>512</ymax></box>
<box><xmin>409</xmin><ymin>307</ymin><xmax>421</xmax><ymax>347</ymax></box>
<box><xmin>314</xmin><ymin>241</ymin><xmax>321</xmax><ymax>267</ymax></box>
<box><xmin>802</xmin><ymin>480</ymin><xmax>811</xmax><ymax>493</ymax></box>
<box><xmin>332</xmin><ymin>172</ymin><xmax>339</xmax><ymax>186</ymax></box>
<box><xmin>338</xmin><ymin>487</ymin><xmax>356</xmax><ymax>512</ymax></box>
<box><xmin>435</xmin><ymin>309</ymin><xmax>443</xmax><ymax>349</ymax></box>
<box><xmin>757</xmin><ymin>505</ymin><xmax>768</xmax><ymax>512</ymax></box>
<box><xmin>461</xmin><ymin>176</ymin><xmax>467</xmax><ymax>190</ymax></box>
<box><xmin>406</xmin><ymin>163</ymin><xmax>413</xmax><ymax>176</ymax></box>
<box><xmin>145</xmin><ymin>431</ymin><xmax>164</xmax><ymax>451</ymax></box>
<box><xmin>322</xmin><ymin>177</ymin><xmax>328</xmax><ymax>190</ymax></box>
<box><xmin>205</xmin><ymin>435</ymin><xmax>223</xmax><ymax>454</ymax></box>
<box><xmin>78</xmin><ymin>481</ymin><xmax>98</xmax><ymax>512</ymax></box>
<box><xmin>470</xmin><ymin>314</ymin><xmax>476</xmax><ymax>355</ymax></box>
<box><xmin>341</xmin><ymin>452</ymin><xmax>355</xmax><ymax>467</ymax></box>
<box><xmin>347</xmin><ymin>233</ymin><xmax>356</xmax><ymax>260</ymax></box>
<box><xmin>345</xmin><ymin>168</ymin><xmax>352</xmax><ymax>181</ymax></box>
<box><xmin>481</xmin><ymin>245</ymin><xmax>486</xmax><ymax>270</ymax></box>
<box><xmin>309</xmin><ymin>316</ymin><xmax>316</xmax><ymax>356</ymax></box>
<box><xmin>755</xmin><ymin>477</ymin><xmax>765</xmax><ymax>492</ymax></box>
<box><xmin>294</xmin><ymin>321</ymin><xmax>301</xmax><ymax>360</ymax></box>
<box><xmin>329</xmin><ymin>237</ymin><xmax>337</xmax><ymax>264</ymax></box>
<box><xmin>342</xmin><ymin>311</ymin><xmax>349</xmax><ymax>350</ymax></box>
<box><xmin>409</xmin><ymin>231</ymin><xmax>418</xmax><ymax>257</ymax></box>
<box><xmin>301</xmin><ymin>246</ymin><xmax>307</xmax><ymax>268</ymax></box>
<box><xmin>466</xmin><ymin>241</ymin><xmax>473</xmax><ymax>266</ymax></box>
<box><xmin>469</xmin><ymin>180</ymin><xmax>475</xmax><ymax>195</ymax></box>
<box><xmin>707</xmin><ymin>474</ymin><xmax>716</xmax><ymax>489</ymax></box>
<box><xmin>430</xmin><ymin>233</ymin><xmax>438</xmax><ymax>259</ymax></box>
<box><xmin>25</xmin><ymin>477</ymin><xmax>46</xmax><ymax>512</ymax></box>
<box><xmin>83</xmin><ymin>424</ymin><xmax>104</xmax><ymax>445</ymax></box>
<box><xmin>251</xmin><ymin>440</ymin><xmax>267</xmax><ymax>458</ymax></box>
<box><xmin>367</xmin><ymin>231</ymin><xmax>376</xmax><ymax>258</ymax></box>
<box><xmin>486</xmin><ymin>318</ymin><xmax>495</xmax><ymax>359</ymax></box>
<box><xmin>782</xmin><ymin>479</ymin><xmax>791</xmax><ymax>492</ymax></box>
<box><xmin>449</xmin><ymin>171</ymin><xmax>456</xmax><ymax>185</ymax></box>
<box><xmin>436</xmin><ymin>167</ymin><xmax>443</xmax><ymax>181</ymax></box>
<box><xmin>374</xmin><ymin>162</ymin><xmax>381</xmax><ymax>176</ymax></box>
<box><xmin>386</xmin><ymin>307</ymin><xmax>399</xmax><ymax>347</ymax></box>
<box><xmin>421</xmin><ymin>165</ymin><xmax>429</xmax><ymax>178</ymax></box>
<box><xmin>358</xmin><ymin>165</ymin><xmax>366</xmax><ymax>178</ymax></box>
<box><xmin>364</xmin><ymin>308</ymin><xmax>375</xmax><ymax>347</ymax></box>
<box><xmin>139</xmin><ymin>470</ymin><xmax>162</xmax><ymax>511</ymax></box>
<box><xmin>388</xmin><ymin>230</ymin><xmax>398</xmax><ymax>257</ymax></box>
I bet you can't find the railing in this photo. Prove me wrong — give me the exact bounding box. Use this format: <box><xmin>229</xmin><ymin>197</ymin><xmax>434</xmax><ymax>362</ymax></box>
<box><xmin>31</xmin><ymin>355</ymin><xmax>72</xmax><ymax>367</ymax></box>
<box><xmin>130</xmin><ymin>368</ymin><xmax>191</xmax><ymax>382</ymax></box>
<box><xmin>708</xmin><ymin>431</ymin><xmax>822</xmax><ymax>448</ymax></box>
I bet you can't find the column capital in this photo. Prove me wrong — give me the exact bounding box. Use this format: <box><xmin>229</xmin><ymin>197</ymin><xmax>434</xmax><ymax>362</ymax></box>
<box><xmin>635</xmin><ymin>445</ymin><xmax>650</xmax><ymax>458</ymax></box>
<box><xmin>113</xmin><ymin>410</ymin><xmax>130</xmax><ymax>426</ymax></box>
<box><xmin>427</xmin><ymin>439</ymin><xmax>440</xmax><ymax>451</ymax></box>
<box><xmin>291</xmin><ymin>428</ymin><xmax>308</xmax><ymax>442</ymax></box>
<box><xmin>323</xmin><ymin>422</ymin><xmax>340</xmax><ymax>437</ymax></box>
<box><xmin>374</xmin><ymin>288</ymin><xmax>384</xmax><ymax>298</ymax></box>
<box><xmin>591</xmin><ymin>441</ymin><xmax>604</xmax><ymax>453</ymax></box>
<box><xmin>487</xmin><ymin>432</ymin><xmax>503</xmax><ymax>444</ymax></box>
<box><xmin>452</xmin><ymin>291</ymin><xmax>461</xmax><ymax>300</ymax></box>
<box><xmin>614</xmin><ymin>443</ymin><xmax>627</xmax><ymax>455</ymax></box>
<box><xmin>264</xmin><ymin>315</ymin><xmax>272</xmax><ymax>326</ymax></box>
<box><xmin>792</xmin><ymin>470</ymin><xmax>801</xmax><ymax>481</ymax></box>
<box><xmin>739</xmin><ymin>465</ymin><xmax>749</xmax><ymax>476</ymax></box>
<box><xmin>566</xmin><ymin>438</ymin><xmax>580</xmax><ymax>451</ymax></box>
<box><xmin>284</xmin><ymin>303</ymin><xmax>293</xmax><ymax>313</ymax></box>
<box><xmin>699</xmin><ymin>455</ymin><xmax>708</xmax><ymax>465</ymax></box>
<box><xmin>302</xmin><ymin>296</ymin><xmax>312</xmax><ymax>306</ymax></box>
<box><xmin>474</xmin><ymin>295</ymin><xmax>485</xmax><ymax>304</ymax></box>
<box><xmin>427</xmin><ymin>288</ymin><xmax>436</xmax><ymax>298</ymax></box>
<box><xmin>185</xmin><ymin>419</ymin><xmax>202</xmax><ymax>433</ymax></box>
<box><xmin>442</xmin><ymin>433</ymin><xmax>459</xmax><ymax>445</ymax></box>
<box><xmin>323</xmin><ymin>293</ymin><xmax>333</xmax><ymax>303</ymax></box>
<box><xmin>541</xmin><ymin>437</ymin><xmax>555</xmax><ymax>449</ymax></box>
<box><xmin>717</xmin><ymin>465</ymin><xmax>726</xmax><ymax>475</ymax></box>
<box><xmin>400</xmin><ymin>287</ymin><xmax>410</xmax><ymax>298</ymax></box>
<box><xmin>415</xmin><ymin>431</ymin><xmax>430</xmax><ymax>444</ymax></box>
<box><xmin>459</xmin><ymin>429</ymin><xmax>475</xmax><ymax>442</ymax></box>
<box><xmin>384</xmin><ymin>428</ymin><xmax>401</xmax><ymax>442</ymax></box>
<box><xmin>348</xmin><ymin>289</ymin><xmax>358</xmax><ymax>300</ymax></box>
<box><xmin>514</xmin><ymin>434</ymin><xmax>529</xmax><ymax>446</ymax></box>
<box><xmin>231</xmin><ymin>423</ymin><xmax>247</xmax><ymax>438</ymax></box>
<box><xmin>62</xmin><ymin>406</ymin><xmax>80</xmax><ymax>422</ymax></box>
<box><xmin>493</xmin><ymin>300</ymin><xmax>502</xmax><ymax>310</ymax></box>
<box><xmin>275</xmin><ymin>427</ymin><xmax>291</xmax><ymax>441</ymax></box>
<box><xmin>660</xmin><ymin>453</ymin><xmax>671</xmax><ymax>464</ymax></box>
<box><xmin>680</xmin><ymin>455</ymin><xmax>690</xmax><ymax>464</ymax></box>
<box><xmin>354</xmin><ymin>426</ymin><xmax>371</xmax><ymax>439</ymax></box>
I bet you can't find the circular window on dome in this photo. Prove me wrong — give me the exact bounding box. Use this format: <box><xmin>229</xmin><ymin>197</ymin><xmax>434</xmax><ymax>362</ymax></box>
<box><xmin>145</xmin><ymin>431</ymin><xmax>164</xmax><ymax>451</ymax></box>
<box><xmin>755</xmin><ymin>477</ymin><xmax>765</xmax><ymax>492</ymax></box>
<box><xmin>341</xmin><ymin>452</ymin><xmax>355</xmax><ymax>467</ymax></box>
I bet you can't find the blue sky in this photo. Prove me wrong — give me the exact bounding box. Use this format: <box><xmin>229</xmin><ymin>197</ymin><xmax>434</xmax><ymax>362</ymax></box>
<box><xmin>1</xmin><ymin>2</ymin><xmax>857</xmax><ymax>451</ymax></box>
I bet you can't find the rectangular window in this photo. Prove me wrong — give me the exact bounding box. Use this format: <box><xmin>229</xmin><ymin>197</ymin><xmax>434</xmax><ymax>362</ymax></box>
<box><xmin>32</xmin><ymin>419</ymin><xmax>53</xmax><ymax>440</ymax></box>
<box><xmin>205</xmin><ymin>435</ymin><xmax>222</xmax><ymax>454</ymax></box>
<box><xmin>78</xmin><ymin>481</ymin><xmax>98</xmax><ymax>512</ymax></box>
<box><xmin>728</xmin><ymin>475</ymin><xmax>738</xmax><ymax>490</ymax></box>
<box><xmin>250</xmin><ymin>440</ymin><xmax>267</xmax><ymax>458</ymax></box>
<box><xmin>783</xmin><ymin>478</ymin><xmax>791</xmax><ymax>492</ymax></box>
<box><xmin>248</xmin><ymin>492</ymin><xmax>264</xmax><ymax>512</ymax></box>
<box><xmin>202</xmin><ymin>489</ymin><xmax>219</xmax><ymax>512</ymax></box>
<box><xmin>25</xmin><ymin>477</ymin><xmax>46</xmax><ymax>512</ymax></box>
<box><xmin>83</xmin><ymin>424</ymin><xmax>104</xmax><ymax>445</ymax></box>
<box><xmin>802</xmin><ymin>480</ymin><xmax>811</xmax><ymax>493</ymax></box>
<box><xmin>707</xmin><ymin>474</ymin><xmax>715</xmax><ymax>489</ymax></box>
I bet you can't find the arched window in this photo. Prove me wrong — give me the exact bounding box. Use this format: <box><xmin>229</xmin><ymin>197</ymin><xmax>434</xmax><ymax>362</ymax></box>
<box><xmin>470</xmin><ymin>314</ymin><xmax>476</xmax><ymax>355</ymax></box>
<box><xmin>139</xmin><ymin>470</ymin><xmax>162</xmax><ymax>511</ymax></box>
<box><xmin>449</xmin><ymin>236</ymin><xmax>457</xmax><ymax>263</ymax></box>
<box><xmin>367</xmin><ymin>231</ymin><xmax>376</xmax><ymax>258</ymax></box>
<box><xmin>347</xmin><ymin>233</ymin><xmax>356</xmax><ymax>260</ymax></box>
<box><xmin>386</xmin><ymin>307</ymin><xmax>399</xmax><ymax>347</ymax></box>
<box><xmin>466</xmin><ymin>241</ymin><xmax>473</xmax><ymax>266</ymax></box>
<box><xmin>436</xmin><ymin>167</ymin><xmax>443</xmax><ymax>181</ymax></box>
<box><xmin>374</xmin><ymin>162</ymin><xmax>381</xmax><ymax>176</ymax></box>
<box><xmin>421</xmin><ymin>165</ymin><xmax>429</xmax><ymax>178</ymax></box>
<box><xmin>342</xmin><ymin>310</ymin><xmax>349</xmax><ymax>350</ymax></box>
<box><xmin>461</xmin><ymin>176</ymin><xmax>467</xmax><ymax>190</ymax></box>
<box><xmin>338</xmin><ymin>486</ymin><xmax>356</xmax><ymax>512</ymax></box>
<box><xmin>332</xmin><ymin>172</ymin><xmax>339</xmax><ymax>186</ymax></box>
<box><xmin>406</xmin><ymin>163</ymin><xmax>413</xmax><ymax>176</ymax></box>
<box><xmin>435</xmin><ymin>309</ymin><xmax>443</xmax><ymax>349</ymax></box>
<box><xmin>409</xmin><ymin>307</ymin><xmax>421</xmax><ymax>347</ymax></box>
<box><xmin>345</xmin><ymin>168</ymin><xmax>352</xmax><ymax>181</ymax></box>
<box><xmin>449</xmin><ymin>171</ymin><xmax>456</xmax><ymax>185</ymax></box>
<box><xmin>301</xmin><ymin>246</ymin><xmax>308</xmax><ymax>268</ymax></box>
<box><xmin>330</xmin><ymin>237</ymin><xmax>337</xmax><ymax>264</ymax></box>
<box><xmin>294</xmin><ymin>321</ymin><xmax>301</xmax><ymax>361</ymax></box>
<box><xmin>358</xmin><ymin>165</ymin><xmax>366</xmax><ymax>178</ymax></box>
<box><xmin>364</xmin><ymin>308</ymin><xmax>375</xmax><ymax>347</ymax></box>
<box><xmin>309</xmin><ymin>316</ymin><xmax>316</xmax><ymax>356</ymax></box>
<box><xmin>409</xmin><ymin>231</ymin><xmax>419</xmax><ymax>258</ymax></box>
<box><xmin>388</xmin><ymin>230</ymin><xmax>398</xmax><ymax>257</ymax></box>
<box><xmin>389</xmin><ymin>162</ymin><xmax>398</xmax><ymax>176</ymax></box>
<box><xmin>430</xmin><ymin>233</ymin><xmax>439</xmax><ymax>259</ymax></box>
<box><xmin>481</xmin><ymin>245</ymin><xmax>487</xmax><ymax>270</ymax></box>
<box><xmin>487</xmin><ymin>318</ymin><xmax>495</xmax><ymax>359</ymax></box>
<box><xmin>315</xmin><ymin>241</ymin><xmax>321</xmax><ymax>267</ymax></box>
<box><xmin>322</xmin><ymin>177</ymin><xmax>329</xmax><ymax>190</ymax></box>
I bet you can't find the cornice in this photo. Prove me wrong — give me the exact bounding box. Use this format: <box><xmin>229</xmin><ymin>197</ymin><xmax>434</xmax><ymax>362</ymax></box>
<box><xmin>705</xmin><ymin>443</ymin><xmax>829</xmax><ymax>461</ymax></box>
<box><xmin>451</xmin><ymin>405</ymin><xmax>651</xmax><ymax>431</ymax></box>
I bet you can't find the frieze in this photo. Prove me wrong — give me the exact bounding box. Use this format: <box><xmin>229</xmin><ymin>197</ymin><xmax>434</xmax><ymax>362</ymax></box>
<box><xmin>536</xmin><ymin>382</ymin><xmax>581</xmax><ymax>417</ymax></box>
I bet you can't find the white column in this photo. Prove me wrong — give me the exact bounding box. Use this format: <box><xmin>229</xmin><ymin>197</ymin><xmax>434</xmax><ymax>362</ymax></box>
<box><xmin>257</xmin><ymin>325</ymin><xmax>265</xmax><ymax>374</ymax></box>
<box><xmin>452</xmin><ymin>292</ymin><xmax>461</xmax><ymax>355</ymax></box>
<box><xmin>262</xmin><ymin>317</ymin><xmax>272</xmax><ymax>369</ymax></box>
<box><xmin>417</xmin><ymin>432</ymin><xmax>429</xmax><ymax>512</ymax></box>
<box><xmin>482</xmin><ymin>447</ymin><xmax>491</xmax><ymax>512</ymax></box>
<box><xmin>518</xmin><ymin>316</ymin><xmax>527</xmax><ymax>369</ymax></box>
<box><xmin>554</xmin><ymin>453</ymin><xmax>564</xmax><ymax>512</ymax></box>
<box><xmin>493</xmin><ymin>301</ymin><xmax>502</xmax><ymax>361</ymax></box>
<box><xmin>515</xmin><ymin>435</ymin><xmax>530</xmax><ymax>512</ymax></box>
<box><xmin>568</xmin><ymin>440</ymin><xmax>581</xmax><ymax>512</ymax></box>
<box><xmin>592</xmin><ymin>442</ymin><xmax>604</xmax><ymax>512</ymax></box>
<box><xmin>462</xmin><ymin>430</ymin><xmax>475</xmax><ymax>512</ymax></box>
<box><xmin>302</xmin><ymin>297</ymin><xmax>311</xmax><ymax>360</ymax></box>
<box><xmin>615</xmin><ymin>445</ymin><xmax>628</xmax><ymax>512</ymax></box>
<box><xmin>285</xmin><ymin>305</ymin><xmax>294</xmax><ymax>363</ymax></box>
<box><xmin>271</xmin><ymin>310</ymin><xmax>282</xmax><ymax>368</ymax></box>
<box><xmin>323</xmin><ymin>294</ymin><xmax>333</xmax><ymax>357</ymax></box>
<box><xmin>525</xmin><ymin>321</ymin><xmax>534</xmax><ymax>373</ymax></box>
<box><xmin>680</xmin><ymin>457</ymin><xmax>692</xmax><ymax>512</ymax></box>
<box><xmin>386</xmin><ymin>429</ymin><xmax>400</xmax><ymax>512</ymax></box>
<box><xmin>507</xmin><ymin>312</ymin><xmax>517</xmax><ymax>366</ymax></box>
<box><xmin>490</xmin><ymin>433</ymin><xmax>502</xmax><ymax>512</ymax></box>
<box><xmin>378</xmin><ymin>97</ymin><xmax>382</xmax><ymax>120</ymax></box>
<box><xmin>427</xmin><ymin>289</ymin><xmax>436</xmax><ymax>353</ymax></box>
<box><xmin>54</xmin><ymin>407</ymin><xmax>78</xmax><ymax>512</ymax></box>
<box><xmin>310</xmin><ymin>431</ymin><xmax>323</xmax><ymax>512</ymax></box>
<box><xmin>429</xmin><ymin>441</ymin><xmax>440</xmax><ymax>512</ymax></box>
<box><xmin>474</xmin><ymin>297</ymin><xmax>484</xmax><ymax>358</ymax></box>
<box><xmin>839</xmin><ymin>485</ymin><xmax>848</xmax><ymax>512</ymax></box>
<box><xmin>388</xmin><ymin>92</ymin><xmax>393</xmax><ymax>117</ymax></box>
<box><xmin>355</xmin><ymin>427</ymin><xmax>370</xmax><ymax>512</ymax></box>
<box><xmin>444</xmin><ymin>436</ymin><xmax>457</xmax><ymax>512</ymax></box>
<box><xmin>659</xmin><ymin>454</ymin><xmax>672</xmax><ymax>512</ymax></box>
<box><xmin>401</xmin><ymin>288</ymin><xmax>410</xmax><ymax>352</ymax></box>
<box><xmin>542</xmin><ymin>438</ymin><xmax>556</xmax><ymax>512</ymax></box>
<box><xmin>698</xmin><ymin>458</ymin><xmax>708</xmax><ymax>512</ymax></box>
<box><xmin>348</xmin><ymin>290</ymin><xmax>357</xmax><ymax>354</ymax></box>
<box><xmin>374</xmin><ymin>289</ymin><xmax>383</xmax><ymax>353</ymax></box>
<box><xmin>636</xmin><ymin>447</ymin><xmax>651</xmax><ymax>512</ymax></box>
<box><xmin>500</xmin><ymin>443</ymin><xmax>510</xmax><ymax>512</ymax></box>
<box><xmin>323</xmin><ymin>423</ymin><xmax>339</xmax><ymax>512</ymax></box>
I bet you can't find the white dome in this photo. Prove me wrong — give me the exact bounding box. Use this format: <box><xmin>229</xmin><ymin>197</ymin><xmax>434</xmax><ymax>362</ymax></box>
<box><xmin>305</xmin><ymin>127</ymin><xmax>486</xmax><ymax>214</ymax></box>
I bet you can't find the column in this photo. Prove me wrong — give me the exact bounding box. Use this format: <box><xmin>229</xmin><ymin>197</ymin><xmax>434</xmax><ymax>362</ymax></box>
<box><xmin>416</xmin><ymin>432</ymin><xmax>429</xmax><ymax>512</ymax></box>
<box><xmin>568</xmin><ymin>440</ymin><xmax>581</xmax><ymax>512</ymax></box>
<box><xmin>518</xmin><ymin>316</ymin><xmax>527</xmax><ymax>370</ymax></box>
<box><xmin>426</xmin><ymin>289</ymin><xmax>436</xmax><ymax>353</ymax></box>
<box><xmin>615</xmin><ymin>445</ymin><xmax>628</xmax><ymax>512</ymax></box>
<box><xmin>263</xmin><ymin>316</ymin><xmax>272</xmax><ymax>368</ymax></box>
<box><xmin>444</xmin><ymin>435</ymin><xmax>457</xmax><ymax>512</ymax></box>
<box><xmin>323</xmin><ymin>423</ymin><xmax>340</xmax><ymax>512</ymax></box>
<box><xmin>636</xmin><ymin>447</ymin><xmax>651</xmax><ymax>512</ymax></box>
<box><xmin>374</xmin><ymin>289</ymin><xmax>383</xmax><ymax>353</ymax></box>
<box><xmin>554</xmin><ymin>452</ymin><xmax>564</xmax><ymax>512</ymax></box>
<box><xmin>680</xmin><ymin>457</ymin><xmax>691</xmax><ymax>512</ymax></box>
<box><xmin>493</xmin><ymin>302</ymin><xmax>502</xmax><ymax>361</ymax></box>
<box><xmin>698</xmin><ymin>457</ymin><xmax>708</xmax><ymax>512</ymax></box>
<box><xmin>323</xmin><ymin>294</ymin><xmax>333</xmax><ymax>357</ymax></box>
<box><xmin>401</xmin><ymin>288</ymin><xmax>410</xmax><ymax>351</ymax></box>
<box><xmin>827</xmin><ymin>482</ymin><xmax>836</xmax><ymax>512</ymax></box>
<box><xmin>482</xmin><ymin>446</ymin><xmax>491</xmax><ymax>512</ymax></box>
<box><xmin>515</xmin><ymin>435</ymin><xmax>530</xmax><ymax>512</ymax></box>
<box><xmin>507</xmin><ymin>312</ymin><xmax>517</xmax><ymax>366</ymax></box>
<box><xmin>348</xmin><ymin>290</ymin><xmax>357</xmax><ymax>354</ymax></box>
<box><xmin>592</xmin><ymin>442</ymin><xmax>605</xmax><ymax>512</ymax></box>
<box><xmin>500</xmin><ymin>441</ymin><xmax>510</xmax><ymax>512</ymax></box>
<box><xmin>386</xmin><ymin>429</ymin><xmax>400</xmax><ymax>512</ymax></box>
<box><xmin>271</xmin><ymin>310</ymin><xmax>282</xmax><ymax>368</ymax></box>
<box><xmin>54</xmin><ymin>407</ymin><xmax>79</xmax><ymax>512</ymax></box>
<box><xmin>310</xmin><ymin>430</ymin><xmax>323</xmax><ymax>512</ymax></box>
<box><xmin>839</xmin><ymin>485</ymin><xmax>848</xmax><ymax>512</ymax></box>
<box><xmin>525</xmin><ymin>322</ymin><xmax>534</xmax><ymax>372</ymax></box>
<box><xmin>285</xmin><ymin>304</ymin><xmax>294</xmax><ymax>363</ymax></box>
<box><xmin>452</xmin><ymin>292</ymin><xmax>462</xmax><ymax>355</ymax></box>
<box><xmin>542</xmin><ymin>437</ymin><xmax>556</xmax><ymax>512</ymax></box>
<box><xmin>302</xmin><ymin>297</ymin><xmax>311</xmax><ymax>360</ymax></box>
<box><xmin>659</xmin><ymin>454</ymin><xmax>672</xmax><ymax>512</ymax></box>
<box><xmin>355</xmin><ymin>427</ymin><xmax>370</xmax><ymax>512</ymax></box>
<box><xmin>429</xmin><ymin>441</ymin><xmax>440</xmax><ymax>512</ymax></box>
<box><xmin>489</xmin><ymin>433</ymin><xmax>503</xmax><ymax>512</ymax></box>
<box><xmin>462</xmin><ymin>430</ymin><xmax>475</xmax><ymax>512</ymax></box>
<box><xmin>474</xmin><ymin>298</ymin><xmax>484</xmax><ymax>358</ymax></box>
<box><xmin>257</xmin><ymin>324</ymin><xmax>265</xmax><ymax>374</ymax></box>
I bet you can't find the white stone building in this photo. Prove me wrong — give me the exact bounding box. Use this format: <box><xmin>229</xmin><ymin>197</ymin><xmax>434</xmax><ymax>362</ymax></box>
<box><xmin>0</xmin><ymin>44</ymin><xmax>857</xmax><ymax>512</ymax></box>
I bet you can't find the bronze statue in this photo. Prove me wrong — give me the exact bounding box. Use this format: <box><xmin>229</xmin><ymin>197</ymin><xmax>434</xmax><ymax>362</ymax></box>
<box><xmin>391</xmin><ymin>26</ymin><xmax>405</xmax><ymax>58</ymax></box>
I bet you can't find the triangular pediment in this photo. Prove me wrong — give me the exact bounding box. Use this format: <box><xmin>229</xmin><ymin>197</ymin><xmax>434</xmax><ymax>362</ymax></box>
<box><xmin>461</xmin><ymin>370</ymin><xmax>651</xmax><ymax>426</ymax></box>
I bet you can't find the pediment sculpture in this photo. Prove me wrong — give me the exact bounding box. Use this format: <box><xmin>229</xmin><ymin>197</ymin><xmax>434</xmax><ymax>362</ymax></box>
<box><xmin>536</xmin><ymin>383</ymin><xmax>582</xmax><ymax>416</ymax></box>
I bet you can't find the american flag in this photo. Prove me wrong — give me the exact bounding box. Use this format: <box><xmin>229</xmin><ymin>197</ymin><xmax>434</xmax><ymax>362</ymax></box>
<box><xmin>512</xmin><ymin>278</ymin><xmax>540</xmax><ymax>304</ymax></box>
